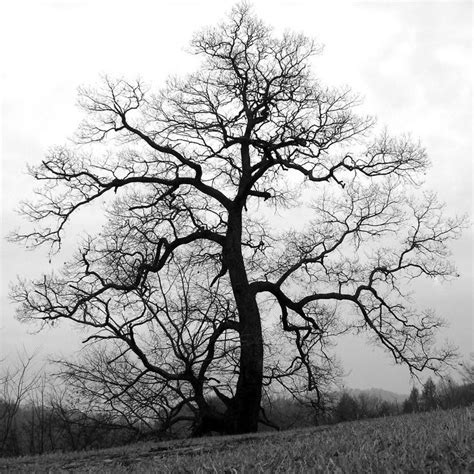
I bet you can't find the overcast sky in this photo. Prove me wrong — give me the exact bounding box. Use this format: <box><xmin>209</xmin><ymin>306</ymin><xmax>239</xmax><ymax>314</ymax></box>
<box><xmin>1</xmin><ymin>0</ymin><xmax>472</xmax><ymax>394</ymax></box>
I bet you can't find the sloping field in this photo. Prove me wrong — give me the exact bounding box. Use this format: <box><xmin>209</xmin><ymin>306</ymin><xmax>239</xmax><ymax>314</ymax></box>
<box><xmin>1</xmin><ymin>406</ymin><xmax>472</xmax><ymax>473</ymax></box>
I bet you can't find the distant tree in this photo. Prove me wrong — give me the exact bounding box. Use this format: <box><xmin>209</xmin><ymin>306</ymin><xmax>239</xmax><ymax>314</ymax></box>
<box><xmin>436</xmin><ymin>377</ymin><xmax>457</xmax><ymax>410</ymax></box>
<box><xmin>421</xmin><ymin>378</ymin><xmax>438</xmax><ymax>411</ymax></box>
<box><xmin>355</xmin><ymin>392</ymin><xmax>378</xmax><ymax>419</ymax></box>
<box><xmin>436</xmin><ymin>368</ymin><xmax>474</xmax><ymax>410</ymax></box>
<box><xmin>403</xmin><ymin>387</ymin><xmax>420</xmax><ymax>413</ymax></box>
<box><xmin>460</xmin><ymin>354</ymin><xmax>474</xmax><ymax>384</ymax></box>
<box><xmin>0</xmin><ymin>353</ymin><xmax>40</xmax><ymax>456</ymax></box>
<box><xmin>377</xmin><ymin>400</ymin><xmax>393</xmax><ymax>417</ymax></box>
<box><xmin>335</xmin><ymin>392</ymin><xmax>359</xmax><ymax>422</ymax></box>
<box><xmin>11</xmin><ymin>3</ymin><xmax>464</xmax><ymax>434</ymax></box>
<box><xmin>354</xmin><ymin>392</ymin><xmax>398</xmax><ymax>419</ymax></box>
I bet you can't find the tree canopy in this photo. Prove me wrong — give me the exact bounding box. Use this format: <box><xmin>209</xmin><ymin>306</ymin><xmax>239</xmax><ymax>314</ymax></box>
<box><xmin>11</xmin><ymin>3</ymin><xmax>464</xmax><ymax>434</ymax></box>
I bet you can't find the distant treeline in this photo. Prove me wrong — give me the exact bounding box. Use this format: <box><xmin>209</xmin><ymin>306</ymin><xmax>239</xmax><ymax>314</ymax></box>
<box><xmin>1</xmin><ymin>354</ymin><xmax>473</xmax><ymax>458</ymax></box>
<box><xmin>329</xmin><ymin>375</ymin><xmax>473</xmax><ymax>424</ymax></box>
<box><xmin>260</xmin><ymin>372</ymin><xmax>474</xmax><ymax>430</ymax></box>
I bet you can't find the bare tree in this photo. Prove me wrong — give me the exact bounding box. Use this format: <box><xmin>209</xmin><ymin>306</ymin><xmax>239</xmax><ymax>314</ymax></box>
<box><xmin>460</xmin><ymin>353</ymin><xmax>474</xmax><ymax>384</ymax></box>
<box><xmin>53</xmin><ymin>256</ymin><xmax>338</xmax><ymax>435</ymax></box>
<box><xmin>0</xmin><ymin>353</ymin><xmax>40</xmax><ymax>455</ymax></box>
<box><xmin>54</xmin><ymin>258</ymin><xmax>241</xmax><ymax>435</ymax></box>
<box><xmin>11</xmin><ymin>4</ymin><xmax>464</xmax><ymax>434</ymax></box>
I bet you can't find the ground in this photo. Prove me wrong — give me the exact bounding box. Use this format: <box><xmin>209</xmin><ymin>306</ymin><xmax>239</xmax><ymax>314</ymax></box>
<box><xmin>0</xmin><ymin>406</ymin><xmax>472</xmax><ymax>473</ymax></box>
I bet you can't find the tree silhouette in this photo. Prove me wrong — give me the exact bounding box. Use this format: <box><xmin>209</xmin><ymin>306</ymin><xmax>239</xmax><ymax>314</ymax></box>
<box><xmin>335</xmin><ymin>392</ymin><xmax>359</xmax><ymax>422</ymax></box>
<box><xmin>403</xmin><ymin>387</ymin><xmax>420</xmax><ymax>413</ymax></box>
<box><xmin>11</xmin><ymin>4</ymin><xmax>464</xmax><ymax>434</ymax></box>
<box><xmin>421</xmin><ymin>378</ymin><xmax>438</xmax><ymax>411</ymax></box>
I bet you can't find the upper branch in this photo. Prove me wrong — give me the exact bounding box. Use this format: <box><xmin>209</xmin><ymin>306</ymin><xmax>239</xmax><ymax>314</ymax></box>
<box><xmin>13</xmin><ymin>144</ymin><xmax>230</xmax><ymax>251</ymax></box>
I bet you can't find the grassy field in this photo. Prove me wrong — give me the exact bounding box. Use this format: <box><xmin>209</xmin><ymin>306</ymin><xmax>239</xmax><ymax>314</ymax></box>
<box><xmin>0</xmin><ymin>406</ymin><xmax>472</xmax><ymax>473</ymax></box>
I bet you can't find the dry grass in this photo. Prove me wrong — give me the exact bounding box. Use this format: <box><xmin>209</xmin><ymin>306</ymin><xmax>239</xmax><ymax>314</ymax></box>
<box><xmin>1</xmin><ymin>406</ymin><xmax>472</xmax><ymax>473</ymax></box>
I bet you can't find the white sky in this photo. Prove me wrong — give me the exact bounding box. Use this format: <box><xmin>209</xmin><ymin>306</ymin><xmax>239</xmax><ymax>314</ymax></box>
<box><xmin>1</xmin><ymin>0</ymin><xmax>472</xmax><ymax>394</ymax></box>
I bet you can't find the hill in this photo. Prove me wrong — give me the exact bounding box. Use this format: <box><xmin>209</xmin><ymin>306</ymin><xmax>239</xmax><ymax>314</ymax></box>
<box><xmin>0</xmin><ymin>406</ymin><xmax>471</xmax><ymax>473</ymax></box>
<box><xmin>346</xmin><ymin>387</ymin><xmax>407</xmax><ymax>405</ymax></box>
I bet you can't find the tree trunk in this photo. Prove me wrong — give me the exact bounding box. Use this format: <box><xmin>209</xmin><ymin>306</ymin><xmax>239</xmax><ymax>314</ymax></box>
<box><xmin>223</xmin><ymin>208</ymin><xmax>264</xmax><ymax>434</ymax></box>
